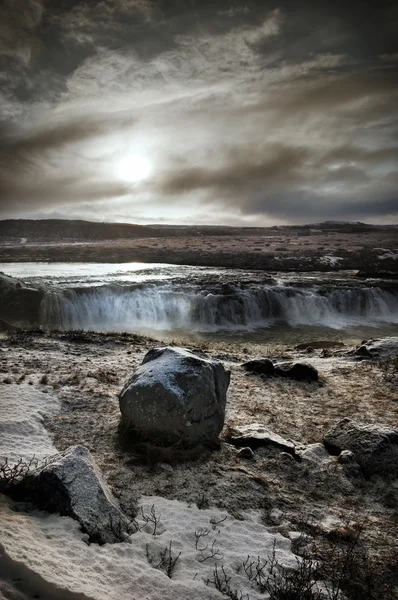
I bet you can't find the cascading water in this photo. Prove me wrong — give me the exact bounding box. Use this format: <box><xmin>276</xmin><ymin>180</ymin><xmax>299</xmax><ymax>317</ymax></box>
<box><xmin>39</xmin><ymin>283</ymin><xmax>398</xmax><ymax>333</ymax></box>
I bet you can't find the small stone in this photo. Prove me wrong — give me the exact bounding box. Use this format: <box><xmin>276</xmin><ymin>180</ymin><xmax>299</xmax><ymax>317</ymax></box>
<box><xmin>274</xmin><ymin>362</ymin><xmax>318</xmax><ymax>382</ymax></box>
<box><xmin>337</xmin><ymin>450</ymin><xmax>356</xmax><ymax>464</ymax></box>
<box><xmin>241</xmin><ymin>358</ymin><xmax>274</xmax><ymax>376</ymax></box>
<box><xmin>324</xmin><ymin>418</ymin><xmax>398</xmax><ymax>478</ymax></box>
<box><xmin>355</xmin><ymin>345</ymin><xmax>372</xmax><ymax>358</ymax></box>
<box><xmin>237</xmin><ymin>447</ymin><xmax>254</xmax><ymax>460</ymax></box>
<box><xmin>226</xmin><ymin>423</ymin><xmax>296</xmax><ymax>455</ymax></box>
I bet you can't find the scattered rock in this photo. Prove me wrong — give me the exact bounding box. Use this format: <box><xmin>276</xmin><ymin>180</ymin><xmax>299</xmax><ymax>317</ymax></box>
<box><xmin>364</xmin><ymin>337</ymin><xmax>398</xmax><ymax>359</ymax></box>
<box><xmin>119</xmin><ymin>346</ymin><xmax>230</xmax><ymax>447</ymax></box>
<box><xmin>337</xmin><ymin>450</ymin><xmax>363</xmax><ymax>478</ymax></box>
<box><xmin>337</xmin><ymin>449</ymin><xmax>356</xmax><ymax>464</ymax></box>
<box><xmin>324</xmin><ymin>418</ymin><xmax>398</xmax><ymax>478</ymax></box>
<box><xmin>11</xmin><ymin>445</ymin><xmax>131</xmax><ymax>544</ymax></box>
<box><xmin>237</xmin><ymin>447</ymin><xmax>255</xmax><ymax>460</ymax></box>
<box><xmin>279</xmin><ymin>452</ymin><xmax>296</xmax><ymax>463</ymax></box>
<box><xmin>295</xmin><ymin>341</ymin><xmax>344</xmax><ymax>350</ymax></box>
<box><xmin>274</xmin><ymin>362</ymin><xmax>318</xmax><ymax>382</ymax></box>
<box><xmin>226</xmin><ymin>423</ymin><xmax>296</xmax><ymax>456</ymax></box>
<box><xmin>297</xmin><ymin>443</ymin><xmax>330</xmax><ymax>464</ymax></box>
<box><xmin>350</xmin><ymin>338</ymin><xmax>398</xmax><ymax>360</ymax></box>
<box><xmin>355</xmin><ymin>345</ymin><xmax>372</xmax><ymax>358</ymax></box>
<box><xmin>241</xmin><ymin>358</ymin><xmax>275</xmax><ymax>376</ymax></box>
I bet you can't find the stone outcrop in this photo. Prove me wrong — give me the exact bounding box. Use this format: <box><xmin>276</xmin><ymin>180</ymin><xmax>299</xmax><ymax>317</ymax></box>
<box><xmin>0</xmin><ymin>272</ymin><xmax>45</xmax><ymax>328</ymax></box>
<box><xmin>324</xmin><ymin>418</ymin><xmax>398</xmax><ymax>478</ymax></box>
<box><xmin>11</xmin><ymin>445</ymin><xmax>131</xmax><ymax>544</ymax></box>
<box><xmin>119</xmin><ymin>346</ymin><xmax>230</xmax><ymax>447</ymax></box>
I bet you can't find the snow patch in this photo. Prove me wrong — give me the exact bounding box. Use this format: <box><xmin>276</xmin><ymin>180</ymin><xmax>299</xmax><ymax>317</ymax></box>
<box><xmin>0</xmin><ymin>384</ymin><xmax>60</xmax><ymax>464</ymax></box>
<box><xmin>378</xmin><ymin>251</ymin><xmax>398</xmax><ymax>261</ymax></box>
<box><xmin>319</xmin><ymin>255</ymin><xmax>343</xmax><ymax>266</ymax></box>
<box><xmin>0</xmin><ymin>494</ymin><xmax>297</xmax><ymax>600</ymax></box>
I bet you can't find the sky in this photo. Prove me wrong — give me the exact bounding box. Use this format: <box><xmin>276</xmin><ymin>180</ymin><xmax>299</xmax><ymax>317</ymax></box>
<box><xmin>0</xmin><ymin>0</ymin><xmax>397</xmax><ymax>226</ymax></box>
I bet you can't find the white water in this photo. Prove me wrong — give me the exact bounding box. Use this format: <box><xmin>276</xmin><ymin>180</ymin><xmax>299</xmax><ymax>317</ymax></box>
<box><xmin>40</xmin><ymin>283</ymin><xmax>398</xmax><ymax>333</ymax></box>
<box><xmin>2</xmin><ymin>262</ymin><xmax>397</xmax><ymax>334</ymax></box>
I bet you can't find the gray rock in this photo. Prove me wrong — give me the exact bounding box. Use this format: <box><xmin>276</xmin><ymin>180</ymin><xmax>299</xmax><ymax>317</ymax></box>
<box><xmin>298</xmin><ymin>443</ymin><xmax>330</xmax><ymax>464</ymax></box>
<box><xmin>364</xmin><ymin>337</ymin><xmax>398</xmax><ymax>359</ymax></box>
<box><xmin>237</xmin><ymin>447</ymin><xmax>255</xmax><ymax>460</ymax></box>
<box><xmin>337</xmin><ymin>449</ymin><xmax>356</xmax><ymax>464</ymax></box>
<box><xmin>295</xmin><ymin>341</ymin><xmax>345</xmax><ymax>350</ymax></box>
<box><xmin>274</xmin><ymin>362</ymin><xmax>318</xmax><ymax>382</ymax></box>
<box><xmin>226</xmin><ymin>423</ymin><xmax>296</xmax><ymax>456</ymax></box>
<box><xmin>355</xmin><ymin>345</ymin><xmax>372</xmax><ymax>358</ymax></box>
<box><xmin>119</xmin><ymin>346</ymin><xmax>230</xmax><ymax>447</ymax></box>
<box><xmin>337</xmin><ymin>450</ymin><xmax>362</xmax><ymax>478</ymax></box>
<box><xmin>324</xmin><ymin>418</ymin><xmax>398</xmax><ymax>478</ymax></box>
<box><xmin>350</xmin><ymin>337</ymin><xmax>398</xmax><ymax>361</ymax></box>
<box><xmin>0</xmin><ymin>273</ymin><xmax>45</xmax><ymax>328</ymax></box>
<box><xmin>13</xmin><ymin>445</ymin><xmax>131</xmax><ymax>544</ymax></box>
<box><xmin>241</xmin><ymin>358</ymin><xmax>274</xmax><ymax>376</ymax></box>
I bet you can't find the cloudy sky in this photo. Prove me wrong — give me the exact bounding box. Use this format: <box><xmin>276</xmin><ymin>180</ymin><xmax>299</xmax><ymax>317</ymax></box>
<box><xmin>0</xmin><ymin>0</ymin><xmax>397</xmax><ymax>225</ymax></box>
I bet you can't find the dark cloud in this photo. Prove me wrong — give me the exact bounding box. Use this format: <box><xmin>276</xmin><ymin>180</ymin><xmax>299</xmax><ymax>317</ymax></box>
<box><xmin>0</xmin><ymin>0</ymin><xmax>397</xmax><ymax>223</ymax></box>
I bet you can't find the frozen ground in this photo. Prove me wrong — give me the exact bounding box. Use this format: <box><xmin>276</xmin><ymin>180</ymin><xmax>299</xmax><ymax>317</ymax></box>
<box><xmin>0</xmin><ymin>384</ymin><xmax>59</xmax><ymax>464</ymax></box>
<box><xmin>0</xmin><ymin>329</ymin><xmax>397</xmax><ymax>598</ymax></box>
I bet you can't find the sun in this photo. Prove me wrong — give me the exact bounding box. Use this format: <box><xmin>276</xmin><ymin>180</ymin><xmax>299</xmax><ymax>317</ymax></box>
<box><xmin>116</xmin><ymin>154</ymin><xmax>152</xmax><ymax>182</ymax></box>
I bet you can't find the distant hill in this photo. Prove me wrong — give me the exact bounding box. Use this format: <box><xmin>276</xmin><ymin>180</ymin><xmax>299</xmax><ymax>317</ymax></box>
<box><xmin>0</xmin><ymin>219</ymin><xmax>156</xmax><ymax>242</ymax></box>
<box><xmin>0</xmin><ymin>218</ymin><xmax>395</xmax><ymax>244</ymax></box>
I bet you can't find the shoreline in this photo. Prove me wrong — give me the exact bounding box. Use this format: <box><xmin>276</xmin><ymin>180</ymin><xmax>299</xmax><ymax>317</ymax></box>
<box><xmin>0</xmin><ymin>227</ymin><xmax>397</xmax><ymax>274</ymax></box>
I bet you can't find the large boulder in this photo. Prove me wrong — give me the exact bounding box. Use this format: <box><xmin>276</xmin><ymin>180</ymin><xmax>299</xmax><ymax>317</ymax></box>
<box><xmin>119</xmin><ymin>346</ymin><xmax>230</xmax><ymax>447</ymax></box>
<box><xmin>11</xmin><ymin>445</ymin><xmax>131</xmax><ymax>544</ymax></box>
<box><xmin>324</xmin><ymin>418</ymin><xmax>398</xmax><ymax>478</ymax></box>
<box><xmin>0</xmin><ymin>273</ymin><xmax>45</xmax><ymax>328</ymax></box>
<box><xmin>274</xmin><ymin>362</ymin><xmax>318</xmax><ymax>382</ymax></box>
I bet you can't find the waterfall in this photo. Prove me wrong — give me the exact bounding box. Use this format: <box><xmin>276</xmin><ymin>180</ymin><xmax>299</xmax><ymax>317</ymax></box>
<box><xmin>39</xmin><ymin>283</ymin><xmax>398</xmax><ymax>333</ymax></box>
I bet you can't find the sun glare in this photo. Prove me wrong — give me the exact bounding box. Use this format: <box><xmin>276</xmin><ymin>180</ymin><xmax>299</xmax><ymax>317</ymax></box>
<box><xmin>116</xmin><ymin>154</ymin><xmax>152</xmax><ymax>182</ymax></box>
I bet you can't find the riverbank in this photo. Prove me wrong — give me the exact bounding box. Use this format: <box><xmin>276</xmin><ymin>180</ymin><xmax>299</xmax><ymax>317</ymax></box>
<box><xmin>1</xmin><ymin>227</ymin><xmax>397</xmax><ymax>274</ymax></box>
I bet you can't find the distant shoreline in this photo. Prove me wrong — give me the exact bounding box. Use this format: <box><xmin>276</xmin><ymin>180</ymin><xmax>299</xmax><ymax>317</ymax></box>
<box><xmin>0</xmin><ymin>227</ymin><xmax>397</xmax><ymax>276</ymax></box>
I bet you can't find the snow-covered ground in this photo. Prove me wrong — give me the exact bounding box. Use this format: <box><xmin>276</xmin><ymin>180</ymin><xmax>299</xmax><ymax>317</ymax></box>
<box><xmin>319</xmin><ymin>255</ymin><xmax>343</xmax><ymax>267</ymax></box>
<box><xmin>0</xmin><ymin>377</ymin><xmax>299</xmax><ymax>600</ymax></box>
<box><xmin>378</xmin><ymin>251</ymin><xmax>398</xmax><ymax>261</ymax></box>
<box><xmin>0</xmin><ymin>383</ymin><xmax>60</xmax><ymax>463</ymax></box>
<box><xmin>0</xmin><ymin>493</ymin><xmax>297</xmax><ymax>600</ymax></box>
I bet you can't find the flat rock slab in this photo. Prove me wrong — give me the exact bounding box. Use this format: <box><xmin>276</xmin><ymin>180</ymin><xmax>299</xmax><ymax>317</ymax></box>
<box><xmin>12</xmin><ymin>445</ymin><xmax>131</xmax><ymax>544</ymax></box>
<box><xmin>324</xmin><ymin>418</ymin><xmax>398</xmax><ymax>478</ymax></box>
<box><xmin>226</xmin><ymin>423</ymin><xmax>296</xmax><ymax>456</ymax></box>
<box><xmin>119</xmin><ymin>346</ymin><xmax>230</xmax><ymax>447</ymax></box>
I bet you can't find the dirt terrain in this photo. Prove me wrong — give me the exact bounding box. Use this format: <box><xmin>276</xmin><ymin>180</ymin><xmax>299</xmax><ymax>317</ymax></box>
<box><xmin>1</xmin><ymin>328</ymin><xmax>397</xmax><ymax>592</ymax></box>
<box><xmin>1</xmin><ymin>222</ymin><xmax>397</xmax><ymax>274</ymax></box>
